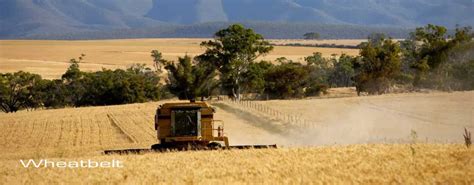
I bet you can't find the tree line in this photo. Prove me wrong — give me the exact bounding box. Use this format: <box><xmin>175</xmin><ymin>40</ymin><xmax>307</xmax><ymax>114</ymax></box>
<box><xmin>1</xmin><ymin>24</ymin><xmax>473</xmax><ymax>113</ymax></box>
<box><xmin>353</xmin><ymin>25</ymin><xmax>473</xmax><ymax>95</ymax></box>
<box><xmin>162</xmin><ymin>24</ymin><xmax>473</xmax><ymax>100</ymax></box>
<box><xmin>0</xmin><ymin>55</ymin><xmax>163</xmax><ymax>113</ymax></box>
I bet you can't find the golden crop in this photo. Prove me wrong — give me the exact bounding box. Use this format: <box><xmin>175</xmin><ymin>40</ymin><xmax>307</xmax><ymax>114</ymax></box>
<box><xmin>0</xmin><ymin>145</ymin><xmax>472</xmax><ymax>184</ymax></box>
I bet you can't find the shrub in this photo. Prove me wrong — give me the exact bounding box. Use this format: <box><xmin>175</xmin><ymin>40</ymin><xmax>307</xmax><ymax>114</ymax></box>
<box><xmin>353</xmin><ymin>37</ymin><xmax>401</xmax><ymax>95</ymax></box>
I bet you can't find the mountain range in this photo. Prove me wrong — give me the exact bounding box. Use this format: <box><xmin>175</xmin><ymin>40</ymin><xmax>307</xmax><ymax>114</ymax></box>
<box><xmin>0</xmin><ymin>0</ymin><xmax>472</xmax><ymax>39</ymax></box>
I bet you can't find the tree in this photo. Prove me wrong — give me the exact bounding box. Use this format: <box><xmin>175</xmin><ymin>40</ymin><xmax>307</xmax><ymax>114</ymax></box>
<box><xmin>67</xmin><ymin>64</ymin><xmax>161</xmax><ymax>107</ymax></box>
<box><xmin>353</xmin><ymin>36</ymin><xmax>401</xmax><ymax>95</ymax></box>
<box><xmin>303</xmin><ymin>32</ymin><xmax>320</xmax><ymax>40</ymax></box>
<box><xmin>305</xmin><ymin>52</ymin><xmax>327</xmax><ymax>66</ymax></box>
<box><xmin>62</xmin><ymin>54</ymin><xmax>85</xmax><ymax>82</ymax></box>
<box><xmin>59</xmin><ymin>55</ymin><xmax>162</xmax><ymax>107</ymax></box>
<box><xmin>241</xmin><ymin>61</ymin><xmax>273</xmax><ymax>96</ymax></box>
<box><xmin>197</xmin><ymin>24</ymin><xmax>273</xmax><ymax>100</ymax></box>
<box><xmin>0</xmin><ymin>53</ymin><xmax>166</xmax><ymax>111</ymax></box>
<box><xmin>264</xmin><ymin>62</ymin><xmax>309</xmax><ymax>99</ymax></box>
<box><xmin>451</xmin><ymin>59</ymin><xmax>474</xmax><ymax>90</ymax></box>
<box><xmin>405</xmin><ymin>24</ymin><xmax>473</xmax><ymax>88</ymax></box>
<box><xmin>36</xmin><ymin>79</ymin><xmax>68</xmax><ymax>108</ymax></box>
<box><xmin>305</xmin><ymin>52</ymin><xmax>331</xmax><ymax>85</ymax></box>
<box><xmin>367</xmin><ymin>33</ymin><xmax>387</xmax><ymax>47</ymax></box>
<box><xmin>165</xmin><ymin>55</ymin><xmax>218</xmax><ymax>100</ymax></box>
<box><xmin>409</xmin><ymin>25</ymin><xmax>448</xmax><ymax>86</ymax></box>
<box><xmin>151</xmin><ymin>50</ymin><xmax>168</xmax><ymax>72</ymax></box>
<box><xmin>329</xmin><ymin>54</ymin><xmax>356</xmax><ymax>87</ymax></box>
<box><xmin>0</xmin><ymin>72</ymin><xmax>43</xmax><ymax>113</ymax></box>
<box><xmin>443</xmin><ymin>40</ymin><xmax>474</xmax><ymax>90</ymax></box>
<box><xmin>62</xmin><ymin>54</ymin><xmax>87</xmax><ymax>106</ymax></box>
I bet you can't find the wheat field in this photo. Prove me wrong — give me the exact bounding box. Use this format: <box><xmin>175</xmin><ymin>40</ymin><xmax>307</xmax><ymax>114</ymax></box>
<box><xmin>0</xmin><ymin>39</ymin><xmax>359</xmax><ymax>79</ymax></box>
<box><xmin>0</xmin><ymin>91</ymin><xmax>473</xmax><ymax>184</ymax></box>
<box><xmin>1</xmin><ymin>144</ymin><xmax>472</xmax><ymax>184</ymax></box>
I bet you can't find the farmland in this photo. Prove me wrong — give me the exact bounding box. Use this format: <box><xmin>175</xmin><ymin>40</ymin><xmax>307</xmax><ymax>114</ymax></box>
<box><xmin>0</xmin><ymin>91</ymin><xmax>473</xmax><ymax>183</ymax></box>
<box><xmin>0</xmin><ymin>39</ymin><xmax>359</xmax><ymax>79</ymax></box>
<box><xmin>1</xmin><ymin>37</ymin><xmax>473</xmax><ymax>184</ymax></box>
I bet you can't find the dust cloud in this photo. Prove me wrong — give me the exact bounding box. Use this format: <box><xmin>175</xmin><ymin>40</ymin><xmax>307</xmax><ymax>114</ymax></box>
<box><xmin>214</xmin><ymin>91</ymin><xmax>474</xmax><ymax>147</ymax></box>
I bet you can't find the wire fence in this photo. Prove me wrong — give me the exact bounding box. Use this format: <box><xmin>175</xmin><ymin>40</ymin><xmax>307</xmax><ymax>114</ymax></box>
<box><xmin>219</xmin><ymin>97</ymin><xmax>316</xmax><ymax>129</ymax></box>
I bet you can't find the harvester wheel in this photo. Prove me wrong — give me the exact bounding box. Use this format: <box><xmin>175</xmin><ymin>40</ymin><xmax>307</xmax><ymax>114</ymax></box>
<box><xmin>151</xmin><ymin>144</ymin><xmax>166</xmax><ymax>151</ymax></box>
<box><xmin>207</xmin><ymin>142</ymin><xmax>222</xmax><ymax>150</ymax></box>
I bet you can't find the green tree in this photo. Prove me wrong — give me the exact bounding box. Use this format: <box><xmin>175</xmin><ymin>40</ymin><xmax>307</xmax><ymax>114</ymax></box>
<box><xmin>305</xmin><ymin>52</ymin><xmax>332</xmax><ymax>85</ymax></box>
<box><xmin>59</xmin><ymin>57</ymin><xmax>162</xmax><ymax>107</ymax></box>
<box><xmin>36</xmin><ymin>79</ymin><xmax>68</xmax><ymax>108</ymax></box>
<box><xmin>0</xmin><ymin>71</ymin><xmax>43</xmax><ymax>113</ymax></box>
<box><xmin>62</xmin><ymin>54</ymin><xmax>85</xmax><ymax>82</ymax></box>
<box><xmin>241</xmin><ymin>61</ymin><xmax>273</xmax><ymax>96</ymax></box>
<box><xmin>329</xmin><ymin>54</ymin><xmax>356</xmax><ymax>87</ymax></box>
<box><xmin>165</xmin><ymin>55</ymin><xmax>217</xmax><ymax>100</ymax></box>
<box><xmin>443</xmin><ymin>40</ymin><xmax>474</xmax><ymax>90</ymax></box>
<box><xmin>197</xmin><ymin>24</ymin><xmax>273</xmax><ymax>100</ymax></box>
<box><xmin>71</xmin><ymin>65</ymin><xmax>161</xmax><ymax>106</ymax></box>
<box><xmin>305</xmin><ymin>52</ymin><xmax>328</xmax><ymax>67</ymax></box>
<box><xmin>354</xmin><ymin>36</ymin><xmax>401</xmax><ymax>95</ymax></box>
<box><xmin>303</xmin><ymin>32</ymin><xmax>320</xmax><ymax>40</ymax></box>
<box><xmin>264</xmin><ymin>62</ymin><xmax>309</xmax><ymax>99</ymax></box>
<box><xmin>62</xmin><ymin>54</ymin><xmax>87</xmax><ymax>106</ymax></box>
<box><xmin>151</xmin><ymin>50</ymin><xmax>168</xmax><ymax>72</ymax></box>
<box><xmin>405</xmin><ymin>24</ymin><xmax>473</xmax><ymax>88</ymax></box>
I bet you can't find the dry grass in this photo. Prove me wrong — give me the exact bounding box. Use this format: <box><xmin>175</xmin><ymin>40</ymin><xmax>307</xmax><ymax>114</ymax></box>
<box><xmin>0</xmin><ymin>39</ymin><xmax>359</xmax><ymax>79</ymax></box>
<box><xmin>0</xmin><ymin>145</ymin><xmax>472</xmax><ymax>184</ymax></box>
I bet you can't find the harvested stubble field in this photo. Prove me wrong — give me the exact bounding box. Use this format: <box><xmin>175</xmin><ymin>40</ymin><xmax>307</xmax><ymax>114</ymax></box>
<box><xmin>0</xmin><ymin>91</ymin><xmax>473</xmax><ymax>184</ymax></box>
<box><xmin>0</xmin><ymin>39</ymin><xmax>359</xmax><ymax>79</ymax></box>
<box><xmin>256</xmin><ymin>90</ymin><xmax>474</xmax><ymax>146</ymax></box>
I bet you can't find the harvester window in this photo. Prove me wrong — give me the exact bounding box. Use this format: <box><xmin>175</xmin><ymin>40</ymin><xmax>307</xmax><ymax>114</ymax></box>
<box><xmin>171</xmin><ymin>109</ymin><xmax>200</xmax><ymax>136</ymax></box>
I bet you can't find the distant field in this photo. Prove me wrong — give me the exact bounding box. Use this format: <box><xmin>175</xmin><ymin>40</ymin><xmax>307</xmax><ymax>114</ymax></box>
<box><xmin>0</xmin><ymin>39</ymin><xmax>360</xmax><ymax>79</ymax></box>
<box><xmin>269</xmin><ymin>39</ymin><xmax>365</xmax><ymax>46</ymax></box>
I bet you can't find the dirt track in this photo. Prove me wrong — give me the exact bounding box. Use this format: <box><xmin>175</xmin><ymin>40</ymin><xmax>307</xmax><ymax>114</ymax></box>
<box><xmin>218</xmin><ymin>91</ymin><xmax>474</xmax><ymax>146</ymax></box>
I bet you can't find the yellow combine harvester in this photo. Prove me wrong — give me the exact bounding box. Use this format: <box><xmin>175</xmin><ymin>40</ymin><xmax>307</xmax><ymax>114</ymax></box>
<box><xmin>105</xmin><ymin>100</ymin><xmax>276</xmax><ymax>154</ymax></box>
<box><xmin>151</xmin><ymin>100</ymin><xmax>229</xmax><ymax>149</ymax></box>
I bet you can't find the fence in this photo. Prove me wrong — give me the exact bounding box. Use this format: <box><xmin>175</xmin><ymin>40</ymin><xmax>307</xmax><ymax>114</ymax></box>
<box><xmin>219</xmin><ymin>97</ymin><xmax>316</xmax><ymax>129</ymax></box>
